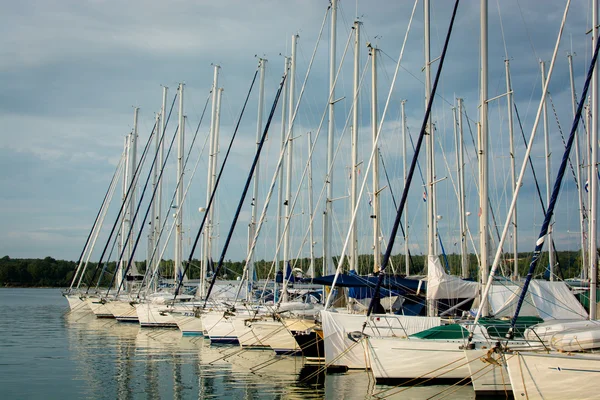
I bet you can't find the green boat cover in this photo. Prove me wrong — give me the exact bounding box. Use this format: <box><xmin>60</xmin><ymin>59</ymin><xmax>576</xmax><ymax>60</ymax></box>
<box><xmin>409</xmin><ymin>316</ymin><xmax>544</xmax><ymax>340</ymax></box>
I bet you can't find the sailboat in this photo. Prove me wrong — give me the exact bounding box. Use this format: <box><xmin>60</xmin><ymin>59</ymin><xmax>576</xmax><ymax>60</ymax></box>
<box><xmin>502</xmin><ymin>2</ymin><xmax>600</xmax><ymax>398</ymax></box>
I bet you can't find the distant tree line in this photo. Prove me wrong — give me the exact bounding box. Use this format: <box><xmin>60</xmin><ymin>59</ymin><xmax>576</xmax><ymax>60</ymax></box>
<box><xmin>0</xmin><ymin>250</ymin><xmax>591</xmax><ymax>288</ymax></box>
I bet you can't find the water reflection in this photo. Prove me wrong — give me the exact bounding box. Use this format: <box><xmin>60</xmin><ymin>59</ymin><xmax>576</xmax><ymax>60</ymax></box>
<box><xmin>0</xmin><ymin>284</ymin><xmax>461</xmax><ymax>400</ymax></box>
<box><xmin>63</xmin><ymin>312</ymin><xmax>477</xmax><ymax>399</ymax></box>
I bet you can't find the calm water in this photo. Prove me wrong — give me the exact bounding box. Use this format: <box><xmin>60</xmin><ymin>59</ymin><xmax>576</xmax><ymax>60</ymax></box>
<box><xmin>0</xmin><ymin>288</ymin><xmax>475</xmax><ymax>399</ymax></box>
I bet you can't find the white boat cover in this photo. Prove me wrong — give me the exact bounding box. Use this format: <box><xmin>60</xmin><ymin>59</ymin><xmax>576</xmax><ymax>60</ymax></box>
<box><xmin>488</xmin><ymin>280</ymin><xmax>588</xmax><ymax>320</ymax></box>
<box><xmin>426</xmin><ymin>255</ymin><xmax>479</xmax><ymax>301</ymax></box>
<box><xmin>524</xmin><ymin>319</ymin><xmax>600</xmax><ymax>343</ymax></box>
<box><xmin>551</xmin><ymin>325</ymin><xmax>600</xmax><ymax>351</ymax></box>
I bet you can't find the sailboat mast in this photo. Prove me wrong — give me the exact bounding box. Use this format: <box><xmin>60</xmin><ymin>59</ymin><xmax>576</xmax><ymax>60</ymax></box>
<box><xmin>325</xmin><ymin>0</ymin><xmax>337</xmax><ymax>276</ymax></box>
<box><xmin>212</xmin><ymin>88</ymin><xmax>223</xmax><ymax>255</ymax></box>
<box><xmin>201</xmin><ymin>65</ymin><xmax>220</xmax><ymax>298</ymax></box>
<box><xmin>130</xmin><ymin>108</ymin><xmax>139</xmax><ymax>271</ymax></box>
<box><xmin>249</xmin><ymin>59</ymin><xmax>266</xmax><ymax>293</ymax></box>
<box><xmin>149</xmin><ymin>112</ymin><xmax>160</xmax><ymax>267</ymax></box>
<box><xmin>117</xmin><ymin>134</ymin><xmax>129</xmax><ymax>290</ymax></box>
<box><xmin>175</xmin><ymin>84</ymin><xmax>184</xmax><ymax>283</ymax></box>
<box><xmin>156</xmin><ymin>86</ymin><xmax>167</xmax><ymax>285</ymax></box>
<box><xmin>505</xmin><ymin>60</ymin><xmax>518</xmax><ymax>279</ymax></box>
<box><xmin>540</xmin><ymin>61</ymin><xmax>555</xmax><ymax>280</ymax></box>
<box><xmin>401</xmin><ymin>100</ymin><xmax>409</xmax><ymax>275</ymax></box>
<box><xmin>370</xmin><ymin>44</ymin><xmax>380</xmax><ymax>273</ymax></box>
<box><xmin>424</xmin><ymin>0</ymin><xmax>435</xmax><ymax>260</ymax></box>
<box><xmin>456</xmin><ymin>99</ymin><xmax>468</xmax><ymax>278</ymax></box>
<box><xmin>590</xmin><ymin>0</ymin><xmax>598</xmax><ymax>320</ymax></box>
<box><xmin>275</xmin><ymin>56</ymin><xmax>289</xmax><ymax>302</ymax></box>
<box><xmin>424</xmin><ymin>0</ymin><xmax>437</xmax><ymax>317</ymax></box>
<box><xmin>308</xmin><ymin>131</ymin><xmax>315</xmax><ymax>278</ymax></box>
<box><xmin>567</xmin><ymin>53</ymin><xmax>588</xmax><ymax>280</ymax></box>
<box><xmin>480</xmin><ymin>0</ymin><xmax>490</xmax><ymax>316</ymax></box>
<box><xmin>283</xmin><ymin>34</ymin><xmax>298</xmax><ymax>298</ymax></box>
<box><xmin>350</xmin><ymin>20</ymin><xmax>360</xmax><ymax>272</ymax></box>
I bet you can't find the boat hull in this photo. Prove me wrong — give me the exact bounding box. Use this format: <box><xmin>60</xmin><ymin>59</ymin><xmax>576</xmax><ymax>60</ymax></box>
<box><xmin>135</xmin><ymin>302</ymin><xmax>177</xmax><ymax>328</ymax></box>
<box><xmin>86</xmin><ymin>297</ymin><xmax>114</xmax><ymax>318</ymax></box>
<box><xmin>506</xmin><ymin>351</ymin><xmax>600</xmax><ymax>400</ymax></box>
<box><xmin>367</xmin><ymin>337</ymin><xmax>471</xmax><ymax>385</ymax></box>
<box><xmin>321</xmin><ymin>310</ymin><xmax>441</xmax><ymax>369</ymax></box>
<box><xmin>64</xmin><ymin>293</ymin><xmax>91</xmax><ymax>313</ymax></box>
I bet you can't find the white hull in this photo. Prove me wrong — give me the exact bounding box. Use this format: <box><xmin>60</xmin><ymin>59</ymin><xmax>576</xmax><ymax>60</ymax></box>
<box><xmin>169</xmin><ymin>308</ymin><xmax>204</xmax><ymax>336</ymax></box>
<box><xmin>367</xmin><ymin>337</ymin><xmax>471</xmax><ymax>383</ymax></box>
<box><xmin>65</xmin><ymin>293</ymin><xmax>91</xmax><ymax>313</ymax></box>
<box><xmin>232</xmin><ymin>315</ymin><xmax>270</xmax><ymax>348</ymax></box>
<box><xmin>135</xmin><ymin>302</ymin><xmax>177</xmax><ymax>328</ymax></box>
<box><xmin>506</xmin><ymin>351</ymin><xmax>600</xmax><ymax>400</ymax></box>
<box><xmin>321</xmin><ymin>310</ymin><xmax>441</xmax><ymax>369</ymax></box>
<box><xmin>251</xmin><ymin>318</ymin><xmax>315</xmax><ymax>355</ymax></box>
<box><xmin>465</xmin><ymin>346</ymin><xmax>512</xmax><ymax>396</ymax></box>
<box><xmin>201</xmin><ymin>310</ymin><xmax>240</xmax><ymax>344</ymax></box>
<box><xmin>104</xmin><ymin>299</ymin><xmax>139</xmax><ymax>322</ymax></box>
<box><xmin>86</xmin><ymin>297</ymin><xmax>114</xmax><ymax>318</ymax></box>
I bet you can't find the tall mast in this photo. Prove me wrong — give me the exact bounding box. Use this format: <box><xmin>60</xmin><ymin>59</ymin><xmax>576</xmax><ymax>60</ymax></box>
<box><xmin>425</xmin><ymin>0</ymin><xmax>435</xmax><ymax>261</ymax></box>
<box><xmin>370</xmin><ymin>44</ymin><xmax>380</xmax><ymax>273</ymax></box>
<box><xmin>307</xmin><ymin>131</ymin><xmax>315</xmax><ymax>278</ymax></box>
<box><xmin>201</xmin><ymin>65</ymin><xmax>220</xmax><ymax>298</ymax></box>
<box><xmin>275</xmin><ymin>56</ymin><xmax>289</xmax><ymax>302</ymax></box>
<box><xmin>283</xmin><ymin>34</ymin><xmax>298</xmax><ymax>299</ymax></box>
<box><xmin>480</xmin><ymin>0</ymin><xmax>490</xmax><ymax>316</ymax></box>
<box><xmin>155</xmin><ymin>86</ymin><xmax>167</xmax><ymax>284</ymax></box>
<box><xmin>123</xmin><ymin>107</ymin><xmax>139</xmax><ymax>287</ymax></box>
<box><xmin>456</xmin><ymin>99</ymin><xmax>468</xmax><ymax>278</ymax></box>
<box><xmin>568</xmin><ymin>53</ymin><xmax>588</xmax><ymax>280</ymax></box>
<box><xmin>325</xmin><ymin>0</ymin><xmax>337</xmax><ymax>276</ymax></box>
<box><xmin>117</xmin><ymin>134</ymin><xmax>129</xmax><ymax>290</ymax></box>
<box><xmin>505</xmin><ymin>60</ymin><xmax>518</xmax><ymax>279</ymax></box>
<box><xmin>175</xmin><ymin>84</ymin><xmax>184</xmax><ymax>283</ymax></box>
<box><xmin>212</xmin><ymin>87</ymin><xmax>223</xmax><ymax>254</ymax></box>
<box><xmin>130</xmin><ymin>108</ymin><xmax>139</xmax><ymax>267</ymax></box>
<box><xmin>401</xmin><ymin>100</ymin><xmax>410</xmax><ymax>275</ymax></box>
<box><xmin>350</xmin><ymin>20</ymin><xmax>360</xmax><ymax>272</ymax></box>
<box><xmin>149</xmin><ymin>111</ymin><xmax>160</xmax><ymax>267</ymax></box>
<box><xmin>424</xmin><ymin>0</ymin><xmax>436</xmax><ymax>317</ymax></box>
<box><xmin>540</xmin><ymin>61</ymin><xmax>555</xmax><ymax>280</ymax></box>
<box><xmin>590</xmin><ymin>0</ymin><xmax>598</xmax><ymax>320</ymax></box>
<box><xmin>249</xmin><ymin>59</ymin><xmax>267</xmax><ymax>294</ymax></box>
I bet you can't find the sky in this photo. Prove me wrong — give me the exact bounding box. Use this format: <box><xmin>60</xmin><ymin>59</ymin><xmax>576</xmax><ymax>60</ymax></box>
<box><xmin>0</xmin><ymin>0</ymin><xmax>596</xmax><ymax>277</ymax></box>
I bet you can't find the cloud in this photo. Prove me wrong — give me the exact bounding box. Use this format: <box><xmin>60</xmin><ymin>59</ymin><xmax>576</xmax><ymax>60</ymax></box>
<box><xmin>0</xmin><ymin>0</ymin><xmax>593</xmax><ymax>270</ymax></box>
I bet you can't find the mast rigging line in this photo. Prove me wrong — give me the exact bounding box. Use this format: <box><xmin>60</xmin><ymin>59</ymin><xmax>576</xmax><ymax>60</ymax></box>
<box><xmin>323</xmin><ymin>0</ymin><xmax>420</xmax><ymax>309</ymax></box>
<box><xmin>139</xmin><ymin>91</ymin><xmax>212</xmax><ymax>294</ymax></box>
<box><xmin>85</xmin><ymin>124</ymin><xmax>157</xmax><ymax>292</ymax></box>
<box><xmin>223</xmin><ymin>6</ymin><xmax>331</xmax><ymax>302</ymax></box>
<box><xmin>78</xmin><ymin>157</ymin><xmax>126</xmax><ymax>290</ymax></box>
<box><xmin>548</xmin><ymin>91</ymin><xmax>588</xmax><ymax>200</ymax></box>
<box><xmin>513</xmin><ymin>102</ymin><xmax>564</xmax><ymax>279</ymax></box>
<box><xmin>362</xmin><ymin>0</ymin><xmax>461</xmax><ymax>320</ymax></box>
<box><xmin>69</xmin><ymin>151</ymin><xmax>126</xmax><ymax>290</ymax></box>
<box><xmin>379</xmin><ymin>147</ymin><xmax>416</xmax><ymax>272</ymax></box>
<box><xmin>85</xmin><ymin>93</ymin><xmax>178</xmax><ymax>293</ymax></box>
<box><xmin>173</xmin><ymin>68</ymin><xmax>260</xmax><ymax>298</ymax></box>
<box><xmin>202</xmin><ymin>72</ymin><xmax>287</xmax><ymax>307</ymax></box>
<box><xmin>114</xmin><ymin>86</ymin><xmax>213</xmax><ymax>297</ymax></box>
<box><xmin>261</xmin><ymin>30</ymin><xmax>367</xmax><ymax>300</ymax></box>
<box><xmin>284</xmin><ymin>56</ymin><xmax>370</xmax><ymax>289</ymax></box>
<box><xmin>237</xmin><ymin>25</ymin><xmax>362</xmax><ymax>299</ymax></box>
<box><xmin>506</xmin><ymin>24</ymin><xmax>600</xmax><ymax>338</ymax></box>
<box><xmin>110</xmin><ymin>111</ymin><xmax>180</xmax><ymax>297</ymax></box>
<box><xmin>470</xmin><ymin>0</ymin><xmax>573</xmax><ymax>335</ymax></box>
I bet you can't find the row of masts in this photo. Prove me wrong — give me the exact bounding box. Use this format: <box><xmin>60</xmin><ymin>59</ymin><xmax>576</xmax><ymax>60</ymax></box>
<box><xmin>72</xmin><ymin>0</ymin><xmax>597</xmax><ymax>318</ymax></box>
